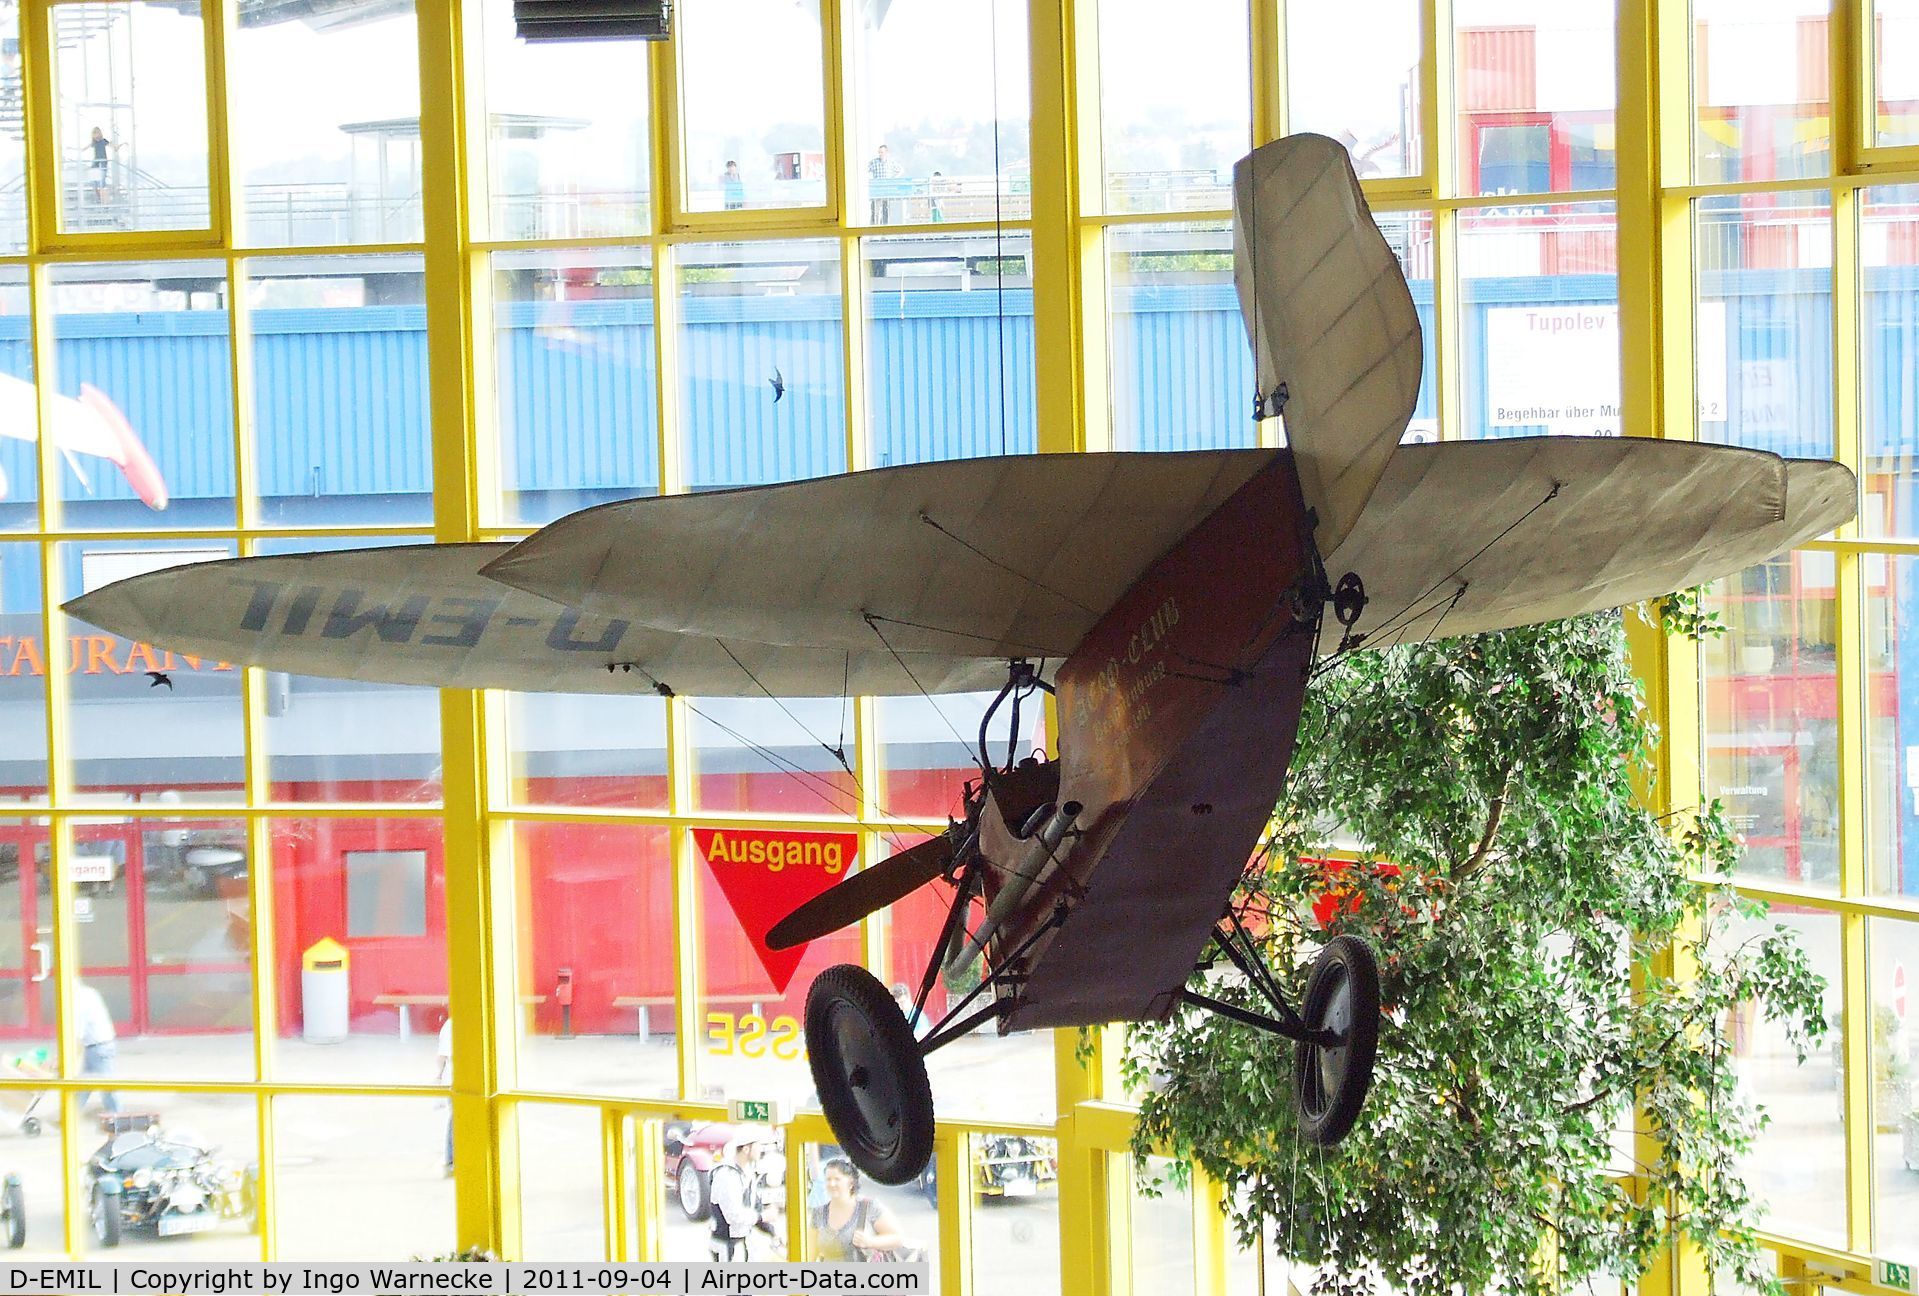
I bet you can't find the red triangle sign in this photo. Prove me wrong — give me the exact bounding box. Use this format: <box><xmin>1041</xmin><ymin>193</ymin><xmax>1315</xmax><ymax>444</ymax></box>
<box><xmin>693</xmin><ymin>828</ymin><xmax>861</xmax><ymax>993</ymax></box>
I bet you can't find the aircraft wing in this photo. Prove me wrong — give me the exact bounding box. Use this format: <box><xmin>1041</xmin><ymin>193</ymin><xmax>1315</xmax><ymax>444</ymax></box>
<box><xmin>62</xmin><ymin>542</ymin><xmax>1023</xmax><ymax>696</ymax></box>
<box><xmin>481</xmin><ymin>448</ymin><xmax>1284</xmax><ymax>657</ymax></box>
<box><xmin>1234</xmin><ymin>134</ymin><xmax>1423</xmax><ymax>557</ymax></box>
<box><xmin>1323</xmin><ymin>436</ymin><xmax>1855</xmax><ymax>650</ymax></box>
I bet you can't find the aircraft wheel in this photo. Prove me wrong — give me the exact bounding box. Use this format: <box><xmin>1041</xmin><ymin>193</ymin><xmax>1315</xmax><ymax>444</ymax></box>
<box><xmin>1293</xmin><ymin>934</ymin><xmax>1380</xmax><ymax>1146</ymax></box>
<box><xmin>805</xmin><ymin>963</ymin><xmax>934</xmax><ymax>1186</ymax></box>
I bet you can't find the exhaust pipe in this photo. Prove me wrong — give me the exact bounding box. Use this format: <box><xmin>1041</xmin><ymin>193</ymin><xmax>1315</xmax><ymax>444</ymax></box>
<box><xmin>946</xmin><ymin>800</ymin><xmax>1081</xmax><ymax>977</ymax></box>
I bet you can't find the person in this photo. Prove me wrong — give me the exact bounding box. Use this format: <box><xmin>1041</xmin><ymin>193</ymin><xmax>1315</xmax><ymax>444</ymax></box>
<box><xmin>74</xmin><ymin>981</ymin><xmax>118</xmax><ymax>1114</ymax></box>
<box><xmin>709</xmin><ymin>1128</ymin><xmax>769</xmax><ymax>1261</ymax></box>
<box><xmin>928</xmin><ymin>170</ymin><xmax>946</xmax><ymax>224</ymax></box>
<box><xmin>88</xmin><ymin>127</ymin><xmax>113</xmax><ymax>202</ymax></box>
<box><xmin>721</xmin><ymin>160</ymin><xmax>746</xmax><ymax>211</ymax></box>
<box><xmin>436</xmin><ymin>1014</ymin><xmax>453</xmax><ymax>1175</ymax></box>
<box><xmin>811</xmin><ymin>1157</ymin><xmax>905</xmax><ymax>1261</ymax></box>
<box><xmin>867</xmin><ymin>144</ymin><xmax>901</xmax><ymax>223</ymax></box>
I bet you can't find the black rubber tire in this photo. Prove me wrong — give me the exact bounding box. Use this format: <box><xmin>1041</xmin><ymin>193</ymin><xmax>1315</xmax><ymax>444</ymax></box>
<box><xmin>90</xmin><ymin>1182</ymin><xmax>122</xmax><ymax>1248</ymax></box>
<box><xmin>676</xmin><ymin>1161</ymin><xmax>712</xmax><ymax>1222</ymax></box>
<box><xmin>1</xmin><ymin>1177</ymin><xmax>23</xmax><ymax>1249</ymax></box>
<box><xmin>805</xmin><ymin>963</ymin><xmax>935</xmax><ymax>1186</ymax></box>
<box><xmin>1293</xmin><ymin>934</ymin><xmax>1380</xmax><ymax>1146</ymax></box>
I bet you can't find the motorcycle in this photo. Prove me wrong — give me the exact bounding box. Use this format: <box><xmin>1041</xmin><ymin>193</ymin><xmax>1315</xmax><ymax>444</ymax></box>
<box><xmin>83</xmin><ymin>1116</ymin><xmax>257</xmax><ymax>1247</ymax></box>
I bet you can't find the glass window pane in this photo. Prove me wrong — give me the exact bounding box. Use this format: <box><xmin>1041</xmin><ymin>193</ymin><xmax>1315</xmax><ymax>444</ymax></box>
<box><xmin>1107</xmin><ymin>222</ymin><xmax>1255</xmax><ymax>452</ymax></box>
<box><xmin>852</xmin><ymin>0</ymin><xmax>1029</xmax><ymax>226</ymax></box>
<box><xmin>245</xmin><ymin>537</ymin><xmax>442</xmax><ymax>806</ymax></box>
<box><xmin>1692</xmin><ymin>0</ymin><xmax>1832</xmax><ymax>184</ymax></box>
<box><xmin>676</xmin><ymin>240</ymin><xmax>845</xmax><ymax>490</ymax></box>
<box><xmin>1461</xmin><ymin>203</ymin><xmax>1619</xmax><ymax>438</ymax></box>
<box><xmin>66</xmin><ymin>814</ymin><xmax>254</xmax><ymax>1082</ymax></box>
<box><xmin>246</xmin><ymin>257</ymin><xmax>431</xmax><ymax>527</ymax></box>
<box><xmin>689</xmin><ymin>696</ymin><xmax>859</xmax><ymax>816</ymax></box>
<box><xmin>0</xmin><ymin>1110</ymin><xmax>67</xmax><ymax>1256</ymax></box>
<box><xmin>492</xmin><ymin>248</ymin><xmax>659</xmax><ymax>526</ymax></box>
<box><xmin>1867</xmin><ymin>554</ymin><xmax>1919</xmax><ymax>898</ymax></box>
<box><xmin>1379</xmin><ymin>209</ymin><xmax>1438</xmax><ymax>442</ymax></box>
<box><xmin>0</xmin><ymin>818</ymin><xmax>55</xmax><ymax>1057</ymax></box>
<box><xmin>1455</xmin><ymin>2</ymin><xmax>1617</xmax><ymax>197</ymax></box>
<box><xmin>967</xmin><ymin>1132</ymin><xmax>1060</xmax><ymax>1291</ymax></box>
<box><xmin>658</xmin><ymin>1120</ymin><xmax>788</xmax><ymax>1261</ymax></box>
<box><xmin>481</xmin><ymin>0</ymin><xmax>650</xmax><ymax>241</ymax></box>
<box><xmin>679</xmin><ymin>0</ymin><xmax>826</xmax><ymax>214</ymax></box>
<box><xmin>60</xmin><ymin>540</ymin><xmax>246</xmax><ymax>803</ymax></box>
<box><xmin>269</xmin><ymin>816</ymin><xmax>448</xmax><ymax>1085</ymax></box>
<box><xmin>1701</xmin><ymin>552</ymin><xmax>1840</xmax><ymax>892</ymax></box>
<box><xmin>51</xmin><ymin>262</ymin><xmax>233</xmax><ymax>531</ymax></box>
<box><xmin>0</xmin><ymin>544</ymin><xmax>47</xmax><ymax>801</ymax></box>
<box><xmin>798</xmin><ymin>1141</ymin><xmax>935</xmax><ymax>1269</ymax></box>
<box><xmin>503</xmin><ymin>690</ymin><xmax>668</xmax><ymax>811</ymax></box>
<box><xmin>1867</xmin><ymin>918</ymin><xmax>1919</xmax><ymax>1247</ymax></box>
<box><xmin>228</xmin><ymin>4</ymin><xmax>421</xmax><ymax>248</ymax></box>
<box><xmin>0</xmin><ymin>266</ymin><xmax>34</xmax><ymax>530</ymax></box>
<box><xmin>0</xmin><ymin>3</ymin><xmax>23</xmax><ymax>253</ymax></box>
<box><xmin>1130</xmin><ymin>1157</ymin><xmax>1196</xmax><ymax>1295</ymax></box>
<box><xmin>1695</xmin><ymin>192</ymin><xmax>1833</xmax><ymax>458</ymax></box>
<box><xmin>1861</xmin><ymin>185</ymin><xmax>1919</xmax><ymax>538</ymax></box>
<box><xmin>511</xmin><ymin>822</ymin><xmax>675</xmax><ymax>1100</ymax></box>
<box><xmin>1875</xmin><ymin>0</ymin><xmax>1919</xmax><ymax>147</ymax></box>
<box><xmin>1099</xmin><ymin>0</ymin><xmax>1246</xmax><ymax>214</ymax></box>
<box><xmin>863</xmin><ymin>233</ymin><xmax>1036</xmax><ymax>466</ymax></box>
<box><xmin>1726</xmin><ymin>906</ymin><xmax>1845</xmax><ymax>1247</ymax></box>
<box><xmin>272</xmin><ymin>1095</ymin><xmax>455</xmax><ymax>1257</ymax></box>
<box><xmin>76</xmin><ymin>1091</ymin><xmax>258</xmax><ymax>1256</ymax></box>
<box><xmin>1286</xmin><ymin>0</ymin><xmax>1419</xmax><ymax>179</ymax></box>
<box><xmin>55</xmin><ymin>2</ymin><xmax>211</xmax><ymax>234</ymax></box>
<box><xmin>345</xmin><ymin>849</ymin><xmax>427</xmax><ymax>937</ymax></box>
<box><xmin>696</xmin><ymin>842</ymin><xmax>860</xmax><ymax>1107</ymax></box>
<box><xmin>517</xmin><ymin>1102</ymin><xmax>608</xmax><ymax>1260</ymax></box>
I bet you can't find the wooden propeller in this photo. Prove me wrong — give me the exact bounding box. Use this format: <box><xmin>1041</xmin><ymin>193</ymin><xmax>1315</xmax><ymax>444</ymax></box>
<box><xmin>766</xmin><ymin>832</ymin><xmax>955</xmax><ymax>950</ymax></box>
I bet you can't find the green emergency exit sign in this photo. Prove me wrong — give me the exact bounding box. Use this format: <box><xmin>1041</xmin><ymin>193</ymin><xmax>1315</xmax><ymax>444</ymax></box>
<box><xmin>1878</xmin><ymin>1258</ymin><xmax>1917</xmax><ymax>1293</ymax></box>
<box><xmin>729</xmin><ymin>1098</ymin><xmax>773</xmax><ymax>1123</ymax></box>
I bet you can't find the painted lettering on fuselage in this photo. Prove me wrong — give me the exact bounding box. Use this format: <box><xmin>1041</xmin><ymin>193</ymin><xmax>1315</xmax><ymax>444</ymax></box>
<box><xmin>233</xmin><ymin>579</ymin><xmax>628</xmax><ymax>652</ymax></box>
<box><xmin>1082</xmin><ymin>594</ymin><xmax>1181</xmax><ymax>735</ymax></box>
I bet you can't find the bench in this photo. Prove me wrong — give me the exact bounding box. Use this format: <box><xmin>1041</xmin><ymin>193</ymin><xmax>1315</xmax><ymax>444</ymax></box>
<box><xmin>611</xmin><ymin>993</ymin><xmax>769</xmax><ymax>1043</ymax></box>
<box><xmin>373</xmin><ymin>993</ymin><xmax>547</xmax><ymax>1042</ymax></box>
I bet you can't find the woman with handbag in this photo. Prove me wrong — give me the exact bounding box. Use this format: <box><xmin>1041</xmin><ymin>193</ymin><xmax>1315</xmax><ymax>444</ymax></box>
<box><xmin>811</xmin><ymin>1157</ymin><xmax>910</xmax><ymax>1261</ymax></box>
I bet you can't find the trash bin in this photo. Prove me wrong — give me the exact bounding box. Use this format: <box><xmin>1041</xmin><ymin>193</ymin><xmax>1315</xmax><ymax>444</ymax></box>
<box><xmin>301</xmin><ymin>938</ymin><xmax>350</xmax><ymax>1043</ymax></box>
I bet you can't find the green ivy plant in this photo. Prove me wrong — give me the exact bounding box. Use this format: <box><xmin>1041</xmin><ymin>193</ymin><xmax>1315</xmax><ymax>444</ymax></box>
<box><xmin>1124</xmin><ymin>612</ymin><xmax>1825</xmax><ymax>1296</ymax></box>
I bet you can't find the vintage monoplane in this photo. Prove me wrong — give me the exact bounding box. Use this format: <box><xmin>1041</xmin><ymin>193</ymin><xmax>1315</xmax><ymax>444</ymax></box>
<box><xmin>64</xmin><ymin>135</ymin><xmax>1855</xmax><ymax>1186</ymax></box>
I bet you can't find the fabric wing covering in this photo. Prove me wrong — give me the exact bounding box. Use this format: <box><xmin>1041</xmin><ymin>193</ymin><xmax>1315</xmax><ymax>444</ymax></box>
<box><xmin>1233</xmin><ymin>133</ymin><xmax>1424</xmax><ymax>556</ymax></box>
<box><xmin>60</xmin><ymin>542</ymin><xmax>1023</xmax><ymax>697</ymax></box>
<box><xmin>61</xmin><ymin>437</ymin><xmax>1854</xmax><ymax>695</ymax></box>
<box><xmin>1325</xmin><ymin>438</ymin><xmax>1855</xmax><ymax>649</ymax></box>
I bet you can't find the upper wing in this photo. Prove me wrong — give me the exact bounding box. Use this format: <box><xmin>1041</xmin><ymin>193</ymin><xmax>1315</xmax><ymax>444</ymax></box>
<box><xmin>481</xmin><ymin>449</ymin><xmax>1283</xmax><ymax>657</ymax></box>
<box><xmin>1324</xmin><ymin>437</ymin><xmax>1856</xmax><ymax>649</ymax></box>
<box><xmin>1234</xmin><ymin>134</ymin><xmax>1422</xmax><ymax>556</ymax></box>
<box><xmin>62</xmin><ymin>542</ymin><xmax>1022</xmax><ymax>697</ymax></box>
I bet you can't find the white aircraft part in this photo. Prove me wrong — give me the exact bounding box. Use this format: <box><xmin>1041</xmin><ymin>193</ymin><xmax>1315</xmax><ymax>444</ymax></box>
<box><xmin>1323</xmin><ymin>437</ymin><xmax>1855</xmax><ymax>649</ymax></box>
<box><xmin>62</xmin><ymin>541</ymin><xmax>1031</xmax><ymax>697</ymax></box>
<box><xmin>1234</xmin><ymin>133</ymin><xmax>1423</xmax><ymax>556</ymax></box>
<box><xmin>0</xmin><ymin>370</ymin><xmax>121</xmax><ymax>461</ymax></box>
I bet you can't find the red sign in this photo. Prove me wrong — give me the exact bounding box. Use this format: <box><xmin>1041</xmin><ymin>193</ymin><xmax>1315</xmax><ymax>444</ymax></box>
<box><xmin>692</xmin><ymin>829</ymin><xmax>860</xmax><ymax>993</ymax></box>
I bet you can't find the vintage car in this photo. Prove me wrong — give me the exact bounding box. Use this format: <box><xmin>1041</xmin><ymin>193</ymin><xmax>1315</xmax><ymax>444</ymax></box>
<box><xmin>918</xmin><ymin>1134</ymin><xmax>1059</xmax><ymax>1207</ymax></box>
<box><xmin>83</xmin><ymin>1115</ymin><xmax>257</xmax><ymax>1247</ymax></box>
<box><xmin>663</xmin><ymin>1122</ymin><xmax>783</xmax><ymax>1222</ymax></box>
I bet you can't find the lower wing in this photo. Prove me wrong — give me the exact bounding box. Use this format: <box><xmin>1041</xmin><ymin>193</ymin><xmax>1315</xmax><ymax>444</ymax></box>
<box><xmin>62</xmin><ymin>542</ymin><xmax>1021</xmax><ymax>697</ymax></box>
<box><xmin>1325</xmin><ymin>436</ymin><xmax>1854</xmax><ymax>650</ymax></box>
